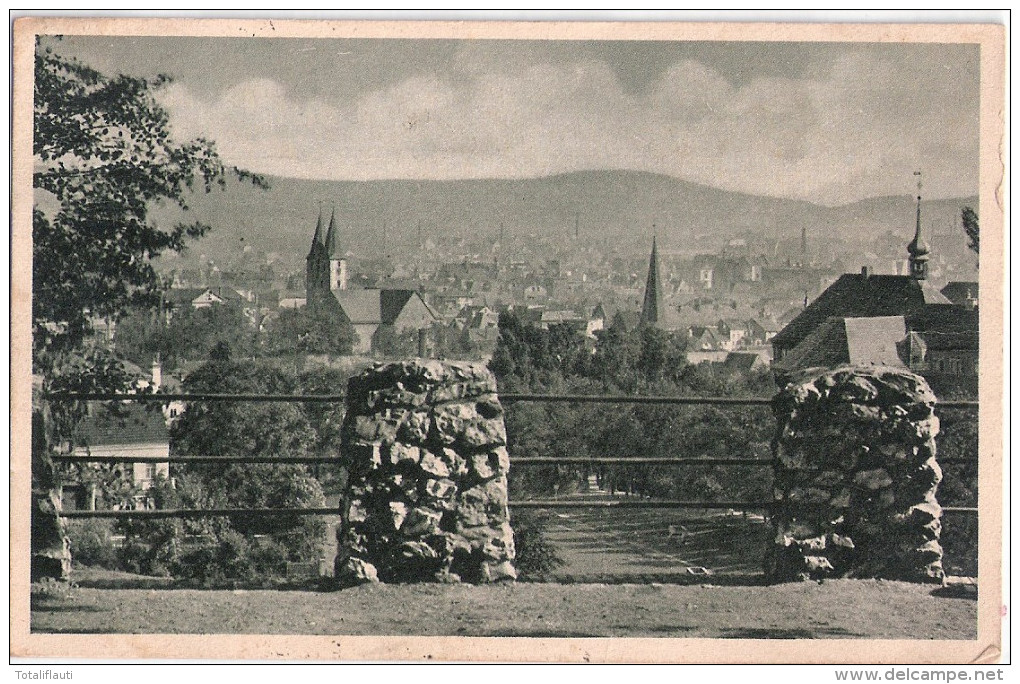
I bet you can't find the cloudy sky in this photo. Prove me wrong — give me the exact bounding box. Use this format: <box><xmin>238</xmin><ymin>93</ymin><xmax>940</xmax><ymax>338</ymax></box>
<box><xmin>44</xmin><ymin>35</ymin><xmax>979</xmax><ymax>206</ymax></box>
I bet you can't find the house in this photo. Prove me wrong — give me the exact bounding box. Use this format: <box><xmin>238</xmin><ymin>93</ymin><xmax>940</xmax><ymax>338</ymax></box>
<box><xmin>587</xmin><ymin>303</ymin><xmax>607</xmax><ymax>337</ymax></box>
<box><xmin>771</xmin><ymin>267</ymin><xmax>952</xmax><ymax>362</ymax></box>
<box><xmin>540</xmin><ymin>309</ymin><xmax>586</xmax><ymax>331</ymax></box>
<box><xmin>61</xmin><ymin>358</ymin><xmax>173</xmax><ymax>511</ymax></box>
<box><xmin>165</xmin><ymin>286</ymin><xmax>247</xmax><ymax>314</ymax></box>
<box><xmin>688</xmin><ymin>325</ymin><xmax>724</xmax><ymax>350</ymax></box>
<box><xmin>686</xmin><ymin>325</ymin><xmax>729</xmax><ymax>364</ymax></box>
<box><xmin>746</xmin><ymin>318</ymin><xmax>781</xmax><ymax>346</ymax></box>
<box><xmin>772</xmin><ymin>315</ymin><xmax>909</xmax><ymax>378</ymax></box>
<box><xmin>67</xmin><ymin>405</ymin><xmax>170</xmax><ymax>511</ymax></box>
<box><xmin>903</xmin><ymin>329</ymin><xmax>979</xmax><ymax>379</ymax></box>
<box><xmin>165</xmin><ymin>286</ymin><xmax>219</xmax><ymax>313</ymax></box>
<box><xmin>306</xmin><ymin>209</ymin><xmax>440</xmax><ymax>354</ymax></box>
<box><xmin>278</xmin><ymin>290</ymin><xmax>307</xmax><ymax>310</ymax></box>
<box><xmin>940</xmin><ymin>281</ymin><xmax>979</xmax><ymax>310</ymax></box>
<box><xmin>523</xmin><ymin>283</ymin><xmax>549</xmax><ymax>305</ymax></box>
<box><xmin>722</xmin><ymin>350</ymin><xmax>771</xmax><ymax>373</ymax></box>
<box><xmin>771</xmin><ymin>191</ymin><xmax>978</xmax><ymax>392</ymax></box>
<box><xmin>461</xmin><ymin>306</ymin><xmax>501</xmax><ymax>352</ymax></box>
<box><xmin>716</xmin><ymin>319</ymin><xmax>749</xmax><ymax>350</ymax></box>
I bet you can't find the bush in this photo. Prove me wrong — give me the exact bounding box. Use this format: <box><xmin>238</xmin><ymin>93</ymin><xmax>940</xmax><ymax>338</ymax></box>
<box><xmin>65</xmin><ymin>518</ymin><xmax>118</xmax><ymax>569</ymax></box>
<box><xmin>511</xmin><ymin>511</ymin><xmax>564</xmax><ymax>581</ymax></box>
<box><xmin>174</xmin><ymin>529</ymin><xmax>291</xmax><ymax>586</ymax></box>
<box><xmin>116</xmin><ymin>517</ymin><xmax>183</xmax><ymax>577</ymax></box>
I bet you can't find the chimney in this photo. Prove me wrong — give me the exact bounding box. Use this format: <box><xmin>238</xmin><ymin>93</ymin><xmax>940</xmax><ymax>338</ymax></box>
<box><xmin>417</xmin><ymin>328</ymin><xmax>427</xmax><ymax>358</ymax></box>
<box><xmin>861</xmin><ymin>266</ymin><xmax>873</xmax><ymax>279</ymax></box>
<box><xmin>151</xmin><ymin>354</ymin><xmax>162</xmax><ymax>391</ymax></box>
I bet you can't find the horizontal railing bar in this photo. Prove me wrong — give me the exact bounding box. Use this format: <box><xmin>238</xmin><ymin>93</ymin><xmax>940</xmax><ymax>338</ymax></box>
<box><xmin>61</xmin><ymin>507</ymin><xmax>340</xmax><ymax>519</ymax></box>
<box><xmin>501</xmin><ymin>394</ymin><xmax>772</xmax><ymax>406</ymax></box>
<box><xmin>42</xmin><ymin>391</ymin><xmax>979</xmax><ymax>409</ymax></box>
<box><xmin>58</xmin><ymin>503</ymin><xmax>980</xmax><ymax>519</ymax></box>
<box><xmin>53</xmin><ymin>454</ymin><xmax>774</xmax><ymax>466</ymax></box>
<box><xmin>43</xmin><ymin>392</ymin><xmax>348</xmax><ymax>403</ymax></box>
<box><xmin>61</xmin><ymin>502</ymin><xmax>769</xmax><ymax>518</ymax></box>
<box><xmin>53</xmin><ymin>454</ymin><xmax>341</xmax><ymax>465</ymax></box>
<box><xmin>511</xmin><ymin>457</ymin><xmax>772</xmax><ymax>466</ymax></box>
<box><xmin>52</xmin><ymin>453</ymin><xmax>979</xmax><ymax>466</ymax></box>
<box><xmin>509</xmin><ymin>500</ymin><xmax>772</xmax><ymax>509</ymax></box>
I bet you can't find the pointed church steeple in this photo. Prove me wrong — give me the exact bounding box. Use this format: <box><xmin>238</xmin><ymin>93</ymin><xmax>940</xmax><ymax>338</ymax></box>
<box><xmin>306</xmin><ymin>208</ymin><xmax>328</xmax><ymax>309</ymax></box>
<box><xmin>908</xmin><ymin>171</ymin><xmax>930</xmax><ymax>280</ymax></box>
<box><xmin>308</xmin><ymin>208</ymin><xmax>325</xmax><ymax>258</ymax></box>
<box><xmin>323</xmin><ymin>206</ymin><xmax>348</xmax><ymax>291</ymax></box>
<box><xmin>325</xmin><ymin>207</ymin><xmax>339</xmax><ymax>258</ymax></box>
<box><xmin>640</xmin><ymin>234</ymin><xmax>664</xmax><ymax>328</ymax></box>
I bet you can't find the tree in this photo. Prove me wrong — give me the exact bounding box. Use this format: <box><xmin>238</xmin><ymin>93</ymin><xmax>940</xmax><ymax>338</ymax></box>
<box><xmin>961</xmin><ymin>206</ymin><xmax>979</xmax><ymax>255</ymax></box>
<box><xmin>32</xmin><ymin>46</ymin><xmax>266</xmax><ymax>367</ymax></box>
<box><xmin>31</xmin><ymin>47</ymin><xmax>265</xmax><ymax>581</ymax></box>
<box><xmin>262</xmin><ymin>306</ymin><xmax>357</xmax><ymax>358</ymax></box>
<box><xmin>115</xmin><ymin>302</ymin><xmax>255</xmax><ymax>370</ymax></box>
<box><xmin>169</xmin><ymin>357</ymin><xmax>326</xmax><ymax>573</ymax></box>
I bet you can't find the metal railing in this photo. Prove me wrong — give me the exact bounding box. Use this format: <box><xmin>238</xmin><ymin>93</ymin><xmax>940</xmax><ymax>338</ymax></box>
<box><xmin>44</xmin><ymin>391</ymin><xmax>980</xmax><ymax>520</ymax></box>
<box><xmin>43</xmin><ymin>390</ymin><xmax>980</xmax><ymax>409</ymax></box>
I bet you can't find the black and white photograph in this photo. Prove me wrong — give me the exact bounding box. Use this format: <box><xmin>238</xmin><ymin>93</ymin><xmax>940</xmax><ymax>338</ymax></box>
<box><xmin>10</xmin><ymin>15</ymin><xmax>1006</xmax><ymax>664</ymax></box>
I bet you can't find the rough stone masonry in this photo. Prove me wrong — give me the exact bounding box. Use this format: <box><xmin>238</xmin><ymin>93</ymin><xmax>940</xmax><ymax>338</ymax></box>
<box><xmin>335</xmin><ymin>359</ymin><xmax>516</xmax><ymax>586</ymax></box>
<box><xmin>767</xmin><ymin>366</ymin><xmax>944</xmax><ymax>583</ymax></box>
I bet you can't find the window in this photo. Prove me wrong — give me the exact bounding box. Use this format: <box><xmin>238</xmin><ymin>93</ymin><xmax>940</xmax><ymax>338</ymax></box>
<box><xmin>700</xmin><ymin>268</ymin><xmax>713</xmax><ymax>289</ymax></box>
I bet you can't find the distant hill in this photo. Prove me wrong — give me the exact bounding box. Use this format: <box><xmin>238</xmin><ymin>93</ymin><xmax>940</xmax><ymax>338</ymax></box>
<box><xmin>154</xmin><ymin>170</ymin><xmax>977</xmax><ymax>268</ymax></box>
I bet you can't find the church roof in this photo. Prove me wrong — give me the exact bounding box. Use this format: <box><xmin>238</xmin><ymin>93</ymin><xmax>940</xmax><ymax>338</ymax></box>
<box><xmin>331</xmin><ymin>289</ymin><xmax>438</xmax><ymax>325</ymax></box>
<box><xmin>640</xmin><ymin>236</ymin><xmax>664</xmax><ymax>328</ymax></box>
<box><xmin>324</xmin><ymin>208</ymin><xmax>340</xmax><ymax>258</ymax></box>
<box><xmin>771</xmin><ymin>272</ymin><xmax>951</xmax><ymax>351</ymax></box>
<box><xmin>308</xmin><ymin>210</ymin><xmax>325</xmax><ymax>258</ymax></box>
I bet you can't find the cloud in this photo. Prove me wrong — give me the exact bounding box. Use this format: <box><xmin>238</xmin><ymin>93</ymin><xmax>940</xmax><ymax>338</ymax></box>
<box><xmin>157</xmin><ymin>50</ymin><xmax>978</xmax><ymax>205</ymax></box>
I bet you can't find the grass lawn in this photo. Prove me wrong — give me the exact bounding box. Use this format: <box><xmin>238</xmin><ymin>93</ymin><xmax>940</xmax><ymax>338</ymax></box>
<box><xmin>31</xmin><ymin>499</ymin><xmax>977</xmax><ymax>639</ymax></box>
<box><xmin>30</xmin><ymin>569</ymin><xmax>976</xmax><ymax>638</ymax></box>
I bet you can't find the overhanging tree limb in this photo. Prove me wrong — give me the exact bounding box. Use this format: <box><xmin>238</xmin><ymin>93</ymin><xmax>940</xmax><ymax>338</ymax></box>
<box><xmin>32</xmin><ymin>47</ymin><xmax>267</xmax><ymax>366</ymax></box>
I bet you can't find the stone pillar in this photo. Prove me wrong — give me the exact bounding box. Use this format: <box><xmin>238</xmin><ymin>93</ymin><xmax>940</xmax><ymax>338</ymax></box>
<box><xmin>31</xmin><ymin>407</ymin><xmax>72</xmax><ymax>582</ymax></box>
<box><xmin>335</xmin><ymin>360</ymin><xmax>516</xmax><ymax>586</ymax></box>
<box><xmin>766</xmin><ymin>366</ymin><xmax>944</xmax><ymax>583</ymax></box>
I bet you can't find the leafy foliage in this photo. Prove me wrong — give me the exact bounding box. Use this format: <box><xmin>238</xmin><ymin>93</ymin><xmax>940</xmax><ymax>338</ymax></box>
<box><xmin>511</xmin><ymin>511</ymin><xmax>565</xmax><ymax>581</ymax></box>
<box><xmin>32</xmin><ymin>48</ymin><xmax>267</xmax><ymax>524</ymax></box>
<box><xmin>371</xmin><ymin>325</ymin><xmax>422</xmax><ymax>359</ymax></box>
<box><xmin>32</xmin><ymin>46</ymin><xmax>266</xmax><ymax>366</ymax></box>
<box><xmin>153</xmin><ymin>356</ymin><xmax>325</xmax><ymax>580</ymax></box>
<box><xmin>115</xmin><ymin>302</ymin><xmax>257</xmax><ymax>371</ymax></box>
<box><xmin>492</xmin><ymin>311</ymin><xmax>775</xmax><ymax>502</ymax></box>
<box><xmin>262</xmin><ymin>306</ymin><xmax>357</xmax><ymax>358</ymax></box>
<box><xmin>961</xmin><ymin>206</ymin><xmax>979</xmax><ymax>255</ymax></box>
<box><xmin>65</xmin><ymin>519</ymin><xmax>119</xmax><ymax>569</ymax></box>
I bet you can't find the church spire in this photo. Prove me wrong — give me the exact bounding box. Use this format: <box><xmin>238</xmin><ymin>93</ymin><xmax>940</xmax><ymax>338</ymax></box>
<box><xmin>908</xmin><ymin>171</ymin><xmax>930</xmax><ymax>280</ymax></box>
<box><xmin>307</xmin><ymin>207</ymin><xmax>325</xmax><ymax>258</ymax></box>
<box><xmin>640</xmin><ymin>232</ymin><xmax>664</xmax><ymax>328</ymax></box>
<box><xmin>325</xmin><ymin>206</ymin><xmax>339</xmax><ymax>258</ymax></box>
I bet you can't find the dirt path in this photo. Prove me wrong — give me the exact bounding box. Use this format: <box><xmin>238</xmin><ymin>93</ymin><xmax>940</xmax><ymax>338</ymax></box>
<box><xmin>540</xmin><ymin>502</ymin><xmax>768</xmax><ymax>582</ymax></box>
<box><xmin>30</xmin><ymin>578</ymin><xmax>975</xmax><ymax>638</ymax></box>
